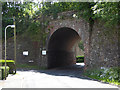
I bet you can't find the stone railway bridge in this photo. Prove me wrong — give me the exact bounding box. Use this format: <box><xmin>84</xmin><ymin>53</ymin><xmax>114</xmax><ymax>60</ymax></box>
<box><xmin>2</xmin><ymin>11</ymin><xmax>120</xmax><ymax>70</ymax></box>
<box><xmin>46</xmin><ymin>16</ymin><xmax>89</xmax><ymax>68</ymax></box>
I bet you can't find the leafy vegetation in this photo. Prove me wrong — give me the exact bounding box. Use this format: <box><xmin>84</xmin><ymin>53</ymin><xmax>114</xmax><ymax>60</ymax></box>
<box><xmin>92</xmin><ymin>2</ymin><xmax>119</xmax><ymax>26</ymax></box>
<box><xmin>2</xmin><ymin>1</ymin><xmax>119</xmax><ymax>42</ymax></box>
<box><xmin>84</xmin><ymin>67</ymin><xmax>120</xmax><ymax>86</ymax></box>
<box><xmin>78</xmin><ymin>41</ymin><xmax>84</xmax><ymax>51</ymax></box>
<box><xmin>76</xmin><ymin>56</ymin><xmax>84</xmax><ymax>63</ymax></box>
<box><xmin>0</xmin><ymin>66</ymin><xmax>9</xmax><ymax>80</ymax></box>
<box><xmin>0</xmin><ymin>60</ymin><xmax>15</xmax><ymax>63</ymax></box>
<box><xmin>0</xmin><ymin>60</ymin><xmax>16</xmax><ymax>74</ymax></box>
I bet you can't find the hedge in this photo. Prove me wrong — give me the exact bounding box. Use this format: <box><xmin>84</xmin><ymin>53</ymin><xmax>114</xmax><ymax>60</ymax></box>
<box><xmin>0</xmin><ymin>66</ymin><xmax>9</xmax><ymax>80</ymax></box>
<box><xmin>76</xmin><ymin>56</ymin><xmax>84</xmax><ymax>63</ymax></box>
<box><xmin>0</xmin><ymin>60</ymin><xmax>16</xmax><ymax>74</ymax></box>
<box><xmin>0</xmin><ymin>60</ymin><xmax>15</xmax><ymax>63</ymax></box>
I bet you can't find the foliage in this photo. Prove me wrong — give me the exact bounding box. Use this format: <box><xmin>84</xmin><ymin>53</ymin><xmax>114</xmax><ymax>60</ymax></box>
<box><xmin>78</xmin><ymin>41</ymin><xmax>84</xmax><ymax>51</ymax></box>
<box><xmin>84</xmin><ymin>67</ymin><xmax>120</xmax><ymax>86</ymax></box>
<box><xmin>92</xmin><ymin>2</ymin><xmax>119</xmax><ymax>26</ymax></box>
<box><xmin>2</xmin><ymin>2</ymin><xmax>49</xmax><ymax>47</ymax></box>
<box><xmin>2</xmin><ymin>1</ymin><xmax>119</xmax><ymax>44</ymax></box>
<box><xmin>0</xmin><ymin>66</ymin><xmax>9</xmax><ymax>80</ymax></box>
<box><xmin>76</xmin><ymin>56</ymin><xmax>84</xmax><ymax>63</ymax></box>
<box><xmin>2</xmin><ymin>2</ymin><xmax>39</xmax><ymax>39</ymax></box>
<box><xmin>0</xmin><ymin>60</ymin><xmax>15</xmax><ymax>63</ymax></box>
<box><xmin>0</xmin><ymin>60</ymin><xmax>16</xmax><ymax>74</ymax></box>
<box><xmin>76</xmin><ymin>56</ymin><xmax>84</xmax><ymax>58</ymax></box>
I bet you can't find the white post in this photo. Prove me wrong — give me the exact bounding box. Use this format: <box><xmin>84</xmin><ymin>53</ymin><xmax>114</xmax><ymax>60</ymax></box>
<box><xmin>4</xmin><ymin>26</ymin><xmax>7</xmax><ymax>80</ymax></box>
<box><xmin>4</xmin><ymin>25</ymin><xmax>15</xmax><ymax>80</ymax></box>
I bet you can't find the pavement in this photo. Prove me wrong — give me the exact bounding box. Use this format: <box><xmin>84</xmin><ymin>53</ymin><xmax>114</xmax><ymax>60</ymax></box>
<box><xmin>0</xmin><ymin>63</ymin><xmax>119</xmax><ymax>88</ymax></box>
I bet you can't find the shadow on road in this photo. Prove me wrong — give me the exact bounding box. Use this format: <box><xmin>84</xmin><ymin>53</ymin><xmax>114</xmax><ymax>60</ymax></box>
<box><xmin>17</xmin><ymin>64</ymin><xmax>92</xmax><ymax>80</ymax></box>
<box><xmin>39</xmin><ymin>65</ymin><xmax>87</xmax><ymax>79</ymax></box>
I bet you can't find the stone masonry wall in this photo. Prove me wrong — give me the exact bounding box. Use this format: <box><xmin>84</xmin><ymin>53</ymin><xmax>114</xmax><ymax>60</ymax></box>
<box><xmin>88</xmin><ymin>20</ymin><xmax>119</xmax><ymax>69</ymax></box>
<box><xmin>47</xmin><ymin>14</ymin><xmax>90</xmax><ymax>67</ymax></box>
<box><xmin>47</xmin><ymin>11</ymin><xmax>119</xmax><ymax>69</ymax></box>
<box><xmin>2</xmin><ymin>36</ymin><xmax>42</xmax><ymax>66</ymax></box>
<box><xmin>1</xmin><ymin>10</ymin><xmax>119</xmax><ymax>69</ymax></box>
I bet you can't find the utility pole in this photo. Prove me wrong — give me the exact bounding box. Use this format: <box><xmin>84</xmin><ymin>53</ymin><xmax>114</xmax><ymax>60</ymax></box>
<box><xmin>13</xmin><ymin>16</ymin><xmax>16</xmax><ymax>73</ymax></box>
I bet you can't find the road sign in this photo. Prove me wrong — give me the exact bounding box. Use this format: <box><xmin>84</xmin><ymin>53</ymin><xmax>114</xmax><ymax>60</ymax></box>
<box><xmin>23</xmin><ymin>51</ymin><xmax>28</xmax><ymax>56</ymax></box>
<box><xmin>42</xmin><ymin>50</ymin><xmax>46</xmax><ymax>55</ymax></box>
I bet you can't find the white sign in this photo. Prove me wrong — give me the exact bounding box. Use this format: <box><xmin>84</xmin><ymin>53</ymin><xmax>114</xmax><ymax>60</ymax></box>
<box><xmin>42</xmin><ymin>50</ymin><xmax>46</xmax><ymax>55</ymax></box>
<box><xmin>23</xmin><ymin>51</ymin><xmax>28</xmax><ymax>56</ymax></box>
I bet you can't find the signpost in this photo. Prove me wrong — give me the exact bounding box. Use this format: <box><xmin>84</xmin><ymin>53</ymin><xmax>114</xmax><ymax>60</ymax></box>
<box><xmin>42</xmin><ymin>50</ymin><xmax>46</xmax><ymax>55</ymax></box>
<box><xmin>23</xmin><ymin>51</ymin><xmax>29</xmax><ymax>56</ymax></box>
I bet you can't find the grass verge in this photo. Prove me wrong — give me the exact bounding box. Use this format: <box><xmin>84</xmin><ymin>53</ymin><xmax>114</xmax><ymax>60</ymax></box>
<box><xmin>16</xmin><ymin>63</ymin><xmax>46</xmax><ymax>70</ymax></box>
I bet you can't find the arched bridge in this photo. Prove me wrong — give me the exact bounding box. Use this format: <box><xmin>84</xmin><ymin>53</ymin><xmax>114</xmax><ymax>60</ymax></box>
<box><xmin>3</xmin><ymin>11</ymin><xmax>119</xmax><ymax>70</ymax></box>
<box><xmin>47</xmin><ymin>18</ymin><xmax>89</xmax><ymax>68</ymax></box>
<box><xmin>45</xmin><ymin>11</ymin><xmax>119</xmax><ymax>69</ymax></box>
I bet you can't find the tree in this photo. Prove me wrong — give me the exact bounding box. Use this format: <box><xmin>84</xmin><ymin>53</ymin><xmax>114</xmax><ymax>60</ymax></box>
<box><xmin>2</xmin><ymin>1</ymin><xmax>119</xmax><ymax>41</ymax></box>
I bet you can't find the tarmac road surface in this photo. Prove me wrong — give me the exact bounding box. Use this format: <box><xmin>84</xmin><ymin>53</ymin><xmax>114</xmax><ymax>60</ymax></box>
<box><xmin>0</xmin><ymin>63</ymin><xmax>119</xmax><ymax>88</ymax></box>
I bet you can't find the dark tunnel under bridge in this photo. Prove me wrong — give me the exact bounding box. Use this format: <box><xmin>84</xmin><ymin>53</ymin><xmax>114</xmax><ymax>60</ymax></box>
<box><xmin>47</xmin><ymin>27</ymin><xmax>81</xmax><ymax>68</ymax></box>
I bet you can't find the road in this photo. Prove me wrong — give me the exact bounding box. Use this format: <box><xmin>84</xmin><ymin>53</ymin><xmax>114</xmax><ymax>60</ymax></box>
<box><xmin>0</xmin><ymin>63</ymin><xmax>119</xmax><ymax>88</ymax></box>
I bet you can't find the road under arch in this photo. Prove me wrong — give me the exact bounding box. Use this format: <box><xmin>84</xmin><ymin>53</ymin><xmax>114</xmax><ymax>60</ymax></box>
<box><xmin>47</xmin><ymin>27</ymin><xmax>81</xmax><ymax>68</ymax></box>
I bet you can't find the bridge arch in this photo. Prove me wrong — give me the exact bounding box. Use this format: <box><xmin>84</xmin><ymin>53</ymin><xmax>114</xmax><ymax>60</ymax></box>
<box><xmin>47</xmin><ymin>27</ymin><xmax>81</xmax><ymax>68</ymax></box>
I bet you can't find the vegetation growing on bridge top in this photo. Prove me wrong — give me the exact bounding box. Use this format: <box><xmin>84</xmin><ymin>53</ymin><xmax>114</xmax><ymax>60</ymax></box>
<box><xmin>2</xmin><ymin>2</ymin><xmax>119</xmax><ymax>41</ymax></box>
